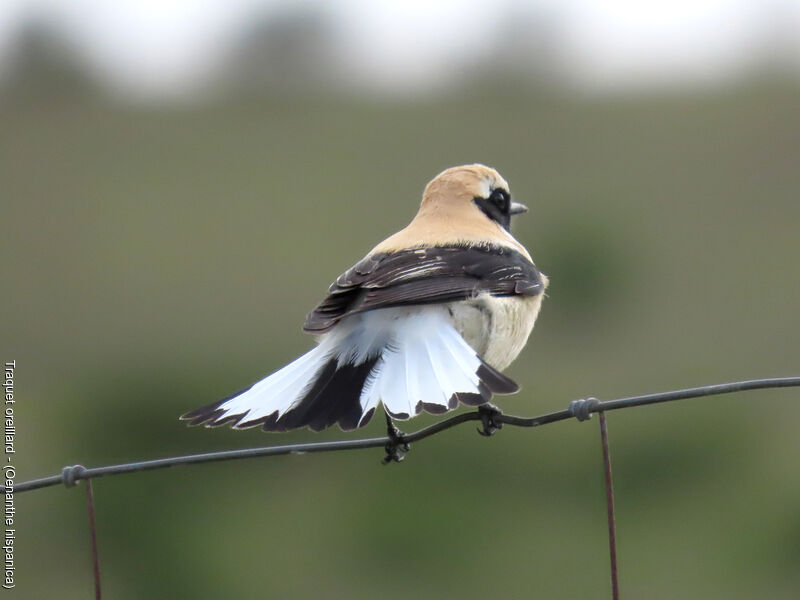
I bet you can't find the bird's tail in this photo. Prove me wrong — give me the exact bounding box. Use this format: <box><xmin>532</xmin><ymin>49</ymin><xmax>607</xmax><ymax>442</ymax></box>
<box><xmin>182</xmin><ymin>308</ymin><xmax>519</xmax><ymax>432</ymax></box>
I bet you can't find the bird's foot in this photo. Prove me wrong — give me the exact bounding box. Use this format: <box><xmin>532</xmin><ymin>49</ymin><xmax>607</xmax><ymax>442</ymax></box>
<box><xmin>382</xmin><ymin>420</ymin><xmax>410</xmax><ymax>465</ymax></box>
<box><xmin>477</xmin><ymin>403</ymin><xmax>504</xmax><ymax>437</ymax></box>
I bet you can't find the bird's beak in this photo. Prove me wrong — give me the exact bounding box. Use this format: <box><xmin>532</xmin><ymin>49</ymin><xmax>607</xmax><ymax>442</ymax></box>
<box><xmin>510</xmin><ymin>202</ymin><xmax>528</xmax><ymax>215</ymax></box>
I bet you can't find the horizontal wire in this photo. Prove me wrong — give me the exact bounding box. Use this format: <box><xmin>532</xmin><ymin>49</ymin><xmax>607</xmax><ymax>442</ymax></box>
<box><xmin>7</xmin><ymin>376</ymin><xmax>799</xmax><ymax>494</ymax></box>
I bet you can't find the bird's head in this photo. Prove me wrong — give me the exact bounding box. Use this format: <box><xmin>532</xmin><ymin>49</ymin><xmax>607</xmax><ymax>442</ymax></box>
<box><xmin>419</xmin><ymin>164</ymin><xmax>528</xmax><ymax>232</ymax></box>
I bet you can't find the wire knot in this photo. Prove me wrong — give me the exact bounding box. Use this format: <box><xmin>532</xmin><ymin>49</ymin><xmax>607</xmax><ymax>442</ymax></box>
<box><xmin>569</xmin><ymin>398</ymin><xmax>599</xmax><ymax>422</ymax></box>
<box><xmin>62</xmin><ymin>464</ymin><xmax>87</xmax><ymax>488</ymax></box>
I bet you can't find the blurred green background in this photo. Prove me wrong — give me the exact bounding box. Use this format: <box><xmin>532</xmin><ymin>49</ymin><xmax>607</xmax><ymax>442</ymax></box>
<box><xmin>2</xmin><ymin>4</ymin><xmax>800</xmax><ymax>599</ymax></box>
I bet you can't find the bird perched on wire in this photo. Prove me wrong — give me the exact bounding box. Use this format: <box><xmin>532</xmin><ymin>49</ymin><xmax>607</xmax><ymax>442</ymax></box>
<box><xmin>182</xmin><ymin>164</ymin><xmax>547</xmax><ymax>445</ymax></box>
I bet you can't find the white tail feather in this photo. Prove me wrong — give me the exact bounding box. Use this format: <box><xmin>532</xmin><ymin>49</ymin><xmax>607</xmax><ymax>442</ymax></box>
<box><xmin>220</xmin><ymin>346</ymin><xmax>330</xmax><ymax>425</ymax></box>
<box><xmin>421</xmin><ymin>337</ymin><xmax>454</xmax><ymax>406</ymax></box>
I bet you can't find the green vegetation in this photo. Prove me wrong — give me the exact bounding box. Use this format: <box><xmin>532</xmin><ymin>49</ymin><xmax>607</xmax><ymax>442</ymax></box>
<box><xmin>3</xmin><ymin>84</ymin><xmax>799</xmax><ymax>599</ymax></box>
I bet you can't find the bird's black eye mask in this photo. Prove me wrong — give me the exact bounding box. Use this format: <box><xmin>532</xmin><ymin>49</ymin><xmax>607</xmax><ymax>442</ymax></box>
<box><xmin>474</xmin><ymin>188</ymin><xmax>514</xmax><ymax>231</ymax></box>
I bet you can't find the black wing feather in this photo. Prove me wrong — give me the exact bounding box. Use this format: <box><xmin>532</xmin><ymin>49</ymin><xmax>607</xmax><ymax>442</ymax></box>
<box><xmin>304</xmin><ymin>244</ymin><xmax>543</xmax><ymax>333</ymax></box>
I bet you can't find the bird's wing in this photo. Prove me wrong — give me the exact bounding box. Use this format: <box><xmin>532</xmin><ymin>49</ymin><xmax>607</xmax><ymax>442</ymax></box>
<box><xmin>304</xmin><ymin>244</ymin><xmax>545</xmax><ymax>333</ymax></box>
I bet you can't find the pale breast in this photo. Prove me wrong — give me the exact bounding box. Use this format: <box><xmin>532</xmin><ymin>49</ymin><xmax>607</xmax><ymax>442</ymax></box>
<box><xmin>447</xmin><ymin>292</ymin><xmax>545</xmax><ymax>371</ymax></box>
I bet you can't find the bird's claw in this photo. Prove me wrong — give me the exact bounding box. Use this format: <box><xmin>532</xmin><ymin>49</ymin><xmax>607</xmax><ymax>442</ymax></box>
<box><xmin>382</xmin><ymin>422</ymin><xmax>410</xmax><ymax>465</ymax></box>
<box><xmin>477</xmin><ymin>403</ymin><xmax>503</xmax><ymax>437</ymax></box>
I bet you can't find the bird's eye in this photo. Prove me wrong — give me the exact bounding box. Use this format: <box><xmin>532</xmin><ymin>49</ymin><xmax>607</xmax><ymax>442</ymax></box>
<box><xmin>490</xmin><ymin>189</ymin><xmax>510</xmax><ymax>212</ymax></box>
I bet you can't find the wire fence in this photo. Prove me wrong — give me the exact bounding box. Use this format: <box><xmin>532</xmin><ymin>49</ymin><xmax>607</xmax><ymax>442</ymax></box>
<box><xmin>9</xmin><ymin>375</ymin><xmax>800</xmax><ymax>599</ymax></box>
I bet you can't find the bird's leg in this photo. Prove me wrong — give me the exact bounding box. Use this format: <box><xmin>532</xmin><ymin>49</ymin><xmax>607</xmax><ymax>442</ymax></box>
<box><xmin>382</xmin><ymin>411</ymin><xmax>410</xmax><ymax>465</ymax></box>
<box><xmin>477</xmin><ymin>403</ymin><xmax>504</xmax><ymax>437</ymax></box>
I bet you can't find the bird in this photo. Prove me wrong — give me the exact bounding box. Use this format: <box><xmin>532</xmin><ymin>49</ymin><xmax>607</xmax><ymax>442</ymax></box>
<box><xmin>181</xmin><ymin>164</ymin><xmax>548</xmax><ymax>441</ymax></box>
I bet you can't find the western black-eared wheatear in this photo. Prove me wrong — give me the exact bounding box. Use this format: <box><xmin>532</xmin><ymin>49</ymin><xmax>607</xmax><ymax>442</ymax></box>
<box><xmin>182</xmin><ymin>164</ymin><xmax>547</xmax><ymax>440</ymax></box>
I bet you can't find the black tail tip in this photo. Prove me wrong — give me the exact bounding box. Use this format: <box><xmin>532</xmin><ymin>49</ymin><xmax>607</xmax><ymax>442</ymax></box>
<box><xmin>477</xmin><ymin>363</ymin><xmax>520</xmax><ymax>395</ymax></box>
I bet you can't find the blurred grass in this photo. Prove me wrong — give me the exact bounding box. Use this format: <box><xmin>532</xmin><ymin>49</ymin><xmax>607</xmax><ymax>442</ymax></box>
<box><xmin>2</xmin><ymin>83</ymin><xmax>800</xmax><ymax>599</ymax></box>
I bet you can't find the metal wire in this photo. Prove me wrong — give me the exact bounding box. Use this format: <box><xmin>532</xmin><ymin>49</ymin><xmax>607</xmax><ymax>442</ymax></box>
<box><xmin>85</xmin><ymin>480</ymin><xmax>102</xmax><ymax>600</ymax></box>
<box><xmin>6</xmin><ymin>376</ymin><xmax>799</xmax><ymax>494</ymax></box>
<box><xmin>599</xmin><ymin>412</ymin><xmax>619</xmax><ymax>600</ymax></box>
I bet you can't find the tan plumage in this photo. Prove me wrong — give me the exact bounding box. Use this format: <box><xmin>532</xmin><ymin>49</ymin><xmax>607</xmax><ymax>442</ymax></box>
<box><xmin>373</xmin><ymin>164</ymin><xmax>533</xmax><ymax>260</ymax></box>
